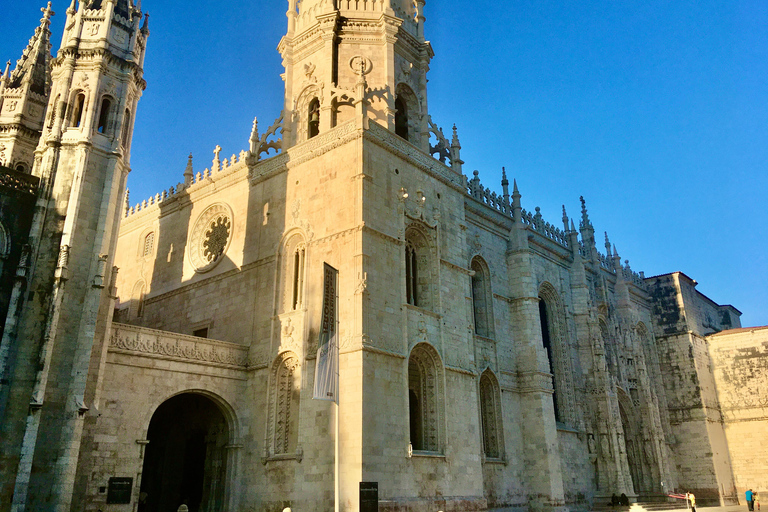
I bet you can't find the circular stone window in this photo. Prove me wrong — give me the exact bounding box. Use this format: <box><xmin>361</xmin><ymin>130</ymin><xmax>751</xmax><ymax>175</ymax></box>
<box><xmin>189</xmin><ymin>203</ymin><xmax>234</xmax><ymax>273</ymax></box>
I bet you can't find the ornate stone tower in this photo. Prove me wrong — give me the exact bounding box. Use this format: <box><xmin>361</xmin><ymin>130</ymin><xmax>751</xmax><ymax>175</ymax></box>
<box><xmin>0</xmin><ymin>4</ymin><xmax>54</xmax><ymax>172</ymax></box>
<box><xmin>0</xmin><ymin>1</ymin><xmax>148</xmax><ymax>510</ymax></box>
<box><xmin>279</xmin><ymin>0</ymin><xmax>432</xmax><ymax>150</ymax></box>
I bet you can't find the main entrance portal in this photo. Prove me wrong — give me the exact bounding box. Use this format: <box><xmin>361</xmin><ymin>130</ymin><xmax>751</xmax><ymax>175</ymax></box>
<box><xmin>139</xmin><ymin>393</ymin><xmax>229</xmax><ymax>512</ymax></box>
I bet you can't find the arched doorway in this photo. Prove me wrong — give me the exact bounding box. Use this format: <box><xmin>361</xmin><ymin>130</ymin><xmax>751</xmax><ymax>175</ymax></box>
<box><xmin>139</xmin><ymin>393</ymin><xmax>230</xmax><ymax>512</ymax></box>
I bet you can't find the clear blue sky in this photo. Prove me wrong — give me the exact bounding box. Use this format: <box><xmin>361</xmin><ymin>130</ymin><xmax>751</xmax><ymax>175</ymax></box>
<box><xmin>3</xmin><ymin>1</ymin><xmax>767</xmax><ymax>326</ymax></box>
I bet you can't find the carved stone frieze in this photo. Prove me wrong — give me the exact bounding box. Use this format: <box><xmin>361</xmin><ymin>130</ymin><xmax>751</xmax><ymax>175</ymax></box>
<box><xmin>109</xmin><ymin>323</ymin><xmax>248</xmax><ymax>368</ymax></box>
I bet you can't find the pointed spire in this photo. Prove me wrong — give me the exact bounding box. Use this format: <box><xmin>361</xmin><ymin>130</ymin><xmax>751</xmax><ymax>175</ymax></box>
<box><xmin>141</xmin><ymin>13</ymin><xmax>150</xmax><ymax>35</ymax></box>
<box><xmin>604</xmin><ymin>232</ymin><xmax>611</xmax><ymax>256</ymax></box>
<box><xmin>613</xmin><ymin>244</ymin><xmax>619</xmax><ymax>258</ymax></box>
<box><xmin>7</xmin><ymin>3</ymin><xmax>54</xmax><ymax>96</ymax></box>
<box><xmin>183</xmin><ymin>154</ymin><xmax>194</xmax><ymax>186</ymax></box>
<box><xmin>449</xmin><ymin>124</ymin><xmax>463</xmax><ymax>173</ymax></box>
<box><xmin>512</xmin><ymin>179</ymin><xmax>522</xmax><ymax>223</ymax></box>
<box><xmin>579</xmin><ymin>195</ymin><xmax>593</xmax><ymax>230</ymax></box>
<box><xmin>562</xmin><ymin>205</ymin><xmax>569</xmax><ymax>233</ymax></box>
<box><xmin>124</xmin><ymin>188</ymin><xmax>130</xmax><ymax>216</ymax></box>
<box><xmin>501</xmin><ymin>167</ymin><xmax>510</xmax><ymax>205</ymax></box>
<box><xmin>570</xmin><ymin>219</ymin><xmax>576</xmax><ymax>232</ymax></box>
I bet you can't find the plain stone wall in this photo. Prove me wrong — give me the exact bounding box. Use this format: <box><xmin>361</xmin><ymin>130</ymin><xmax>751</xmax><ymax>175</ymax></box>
<box><xmin>709</xmin><ymin>327</ymin><xmax>768</xmax><ymax>499</ymax></box>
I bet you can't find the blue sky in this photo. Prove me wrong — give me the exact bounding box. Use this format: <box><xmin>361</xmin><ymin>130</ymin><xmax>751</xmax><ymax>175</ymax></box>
<box><xmin>3</xmin><ymin>1</ymin><xmax>766</xmax><ymax>326</ymax></box>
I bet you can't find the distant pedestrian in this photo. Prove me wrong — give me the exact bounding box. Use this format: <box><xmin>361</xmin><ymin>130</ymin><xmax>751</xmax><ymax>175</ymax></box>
<box><xmin>755</xmin><ymin>492</ymin><xmax>760</xmax><ymax>511</ymax></box>
<box><xmin>686</xmin><ymin>492</ymin><xmax>696</xmax><ymax>512</ymax></box>
<box><xmin>747</xmin><ymin>489</ymin><xmax>755</xmax><ymax>511</ymax></box>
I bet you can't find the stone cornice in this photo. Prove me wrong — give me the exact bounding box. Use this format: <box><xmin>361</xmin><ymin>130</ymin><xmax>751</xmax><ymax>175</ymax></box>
<box><xmin>364</xmin><ymin>122</ymin><xmax>465</xmax><ymax>193</ymax></box>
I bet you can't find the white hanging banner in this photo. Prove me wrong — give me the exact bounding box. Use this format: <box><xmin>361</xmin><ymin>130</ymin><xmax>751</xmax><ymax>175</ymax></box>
<box><xmin>313</xmin><ymin>263</ymin><xmax>339</xmax><ymax>403</ymax></box>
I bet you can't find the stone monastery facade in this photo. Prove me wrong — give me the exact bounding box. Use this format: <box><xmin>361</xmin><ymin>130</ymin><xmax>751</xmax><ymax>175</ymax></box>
<box><xmin>0</xmin><ymin>1</ymin><xmax>765</xmax><ymax>512</ymax></box>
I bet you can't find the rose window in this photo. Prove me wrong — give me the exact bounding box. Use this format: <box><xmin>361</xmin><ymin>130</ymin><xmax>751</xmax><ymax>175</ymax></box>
<box><xmin>203</xmin><ymin>216</ymin><xmax>230</xmax><ymax>263</ymax></box>
<box><xmin>189</xmin><ymin>203</ymin><xmax>234</xmax><ymax>273</ymax></box>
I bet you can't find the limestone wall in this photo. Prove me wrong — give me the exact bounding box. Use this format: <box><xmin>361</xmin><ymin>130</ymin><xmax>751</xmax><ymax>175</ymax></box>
<box><xmin>709</xmin><ymin>326</ymin><xmax>768</xmax><ymax>498</ymax></box>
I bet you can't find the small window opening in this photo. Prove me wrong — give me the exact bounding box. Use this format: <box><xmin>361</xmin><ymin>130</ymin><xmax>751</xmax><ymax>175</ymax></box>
<box><xmin>143</xmin><ymin>232</ymin><xmax>155</xmax><ymax>257</ymax></box>
<box><xmin>395</xmin><ymin>96</ymin><xmax>408</xmax><ymax>140</ymax></box>
<box><xmin>121</xmin><ymin>109</ymin><xmax>131</xmax><ymax>147</ymax></box>
<box><xmin>308</xmin><ymin>98</ymin><xmax>320</xmax><ymax>139</ymax></box>
<box><xmin>292</xmin><ymin>246</ymin><xmax>305</xmax><ymax>310</ymax></box>
<box><xmin>71</xmin><ymin>93</ymin><xmax>86</xmax><ymax>128</ymax></box>
<box><xmin>97</xmin><ymin>97</ymin><xmax>112</xmax><ymax>134</ymax></box>
<box><xmin>193</xmin><ymin>327</ymin><xmax>209</xmax><ymax>338</ymax></box>
<box><xmin>405</xmin><ymin>242</ymin><xmax>418</xmax><ymax>306</ymax></box>
<box><xmin>15</xmin><ymin>164</ymin><xmax>26</xmax><ymax>172</ymax></box>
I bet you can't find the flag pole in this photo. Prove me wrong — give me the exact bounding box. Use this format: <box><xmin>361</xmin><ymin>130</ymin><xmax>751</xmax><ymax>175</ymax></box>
<box><xmin>334</xmin><ymin>268</ymin><xmax>340</xmax><ymax>512</ymax></box>
<box><xmin>335</xmin><ymin>399</ymin><xmax>339</xmax><ymax>512</ymax></box>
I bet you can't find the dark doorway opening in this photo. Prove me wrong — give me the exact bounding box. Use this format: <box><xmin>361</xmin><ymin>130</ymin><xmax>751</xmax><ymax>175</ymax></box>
<box><xmin>139</xmin><ymin>393</ymin><xmax>229</xmax><ymax>512</ymax></box>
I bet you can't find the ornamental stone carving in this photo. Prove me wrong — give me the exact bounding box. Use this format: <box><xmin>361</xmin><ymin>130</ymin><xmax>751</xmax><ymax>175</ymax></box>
<box><xmin>189</xmin><ymin>203</ymin><xmax>234</xmax><ymax>273</ymax></box>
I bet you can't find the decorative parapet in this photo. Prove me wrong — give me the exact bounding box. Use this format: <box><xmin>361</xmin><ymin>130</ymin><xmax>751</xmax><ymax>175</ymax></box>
<box><xmin>124</xmin><ymin>147</ymin><xmax>250</xmax><ymax>219</ymax></box>
<box><xmin>0</xmin><ymin>166</ymin><xmax>39</xmax><ymax>195</ymax></box>
<box><xmin>466</xmin><ymin>170</ymin><xmax>570</xmax><ymax>250</ymax></box>
<box><xmin>109</xmin><ymin>322</ymin><xmax>249</xmax><ymax>369</ymax></box>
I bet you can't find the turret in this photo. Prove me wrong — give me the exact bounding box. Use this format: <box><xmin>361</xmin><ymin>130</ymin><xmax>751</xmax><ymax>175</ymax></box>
<box><xmin>1</xmin><ymin>1</ymin><xmax>150</xmax><ymax>510</ymax></box>
<box><xmin>0</xmin><ymin>3</ymin><xmax>54</xmax><ymax>172</ymax></box>
<box><xmin>279</xmin><ymin>0</ymin><xmax>433</xmax><ymax>150</ymax></box>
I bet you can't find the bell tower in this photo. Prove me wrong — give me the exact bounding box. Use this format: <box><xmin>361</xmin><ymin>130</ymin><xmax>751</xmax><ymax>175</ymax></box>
<box><xmin>0</xmin><ymin>1</ymin><xmax>149</xmax><ymax>510</ymax></box>
<box><xmin>0</xmin><ymin>3</ymin><xmax>54</xmax><ymax>172</ymax></box>
<box><xmin>279</xmin><ymin>0</ymin><xmax>433</xmax><ymax>151</ymax></box>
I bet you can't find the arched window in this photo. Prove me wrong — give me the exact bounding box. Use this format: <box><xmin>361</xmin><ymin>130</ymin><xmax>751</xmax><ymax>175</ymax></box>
<box><xmin>130</xmin><ymin>280</ymin><xmax>146</xmax><ymax>319</ymax></box>
<box><xmin>538</xmin><ymin>283</ymin><xmax>576</xmax><ymax>426</ymax></box>
<box><xmin>395</xmin><ymin>95</ymin><xmax>408</xmax><ymax>140</ymax></box>
<box><xmin>280</xmin><ymin>233</ymin><xmax>307</xmax><ymax>313</ymax></box>
<box><xmin>408</xmin><ymin>344</ymin><xmax>444</xmax><ymax>453</ymax></box>
<box><xmin>405</xmin><ymin>241</ymin><xmax>418</xmax><ymax>306</ymax></box>
<box><xmin>70</xmin><ymin>92</ymin><xmax>86</xmax><ymax>128</ymax></box>
<box><xmin>538</xmin><ymin>299</ymin><xmax>559</xmax><ymax>422</ymax></box>
<box><xmin>267</xmin><ymin>352</ymin><xmax>301</xmax><ymax>456</ymax></box>
<box><xmin>143</xmin><ymin>232</ymin><xmax>155</xmax><ymax>257</ymax></box>
<box><xmin>121</xmin><ymin>109</ymin><xmax>131</xmax><ymax>148</ymax></box>
<box><xmin>308</xmin><ymin>98</ymin><xmax>320</xmax><ymax>139</ymax></box>
<box><xmin>97</xmin><ymin>96</ymin><xmax>113</xmax><ymax>134</ymax></box>
<box><xmin>0</xmin><ymin>222</ymin><xmax>9</xmax><ymax>259</ymax></box>
<box><xmin>471</xmin><ymin>257</ymin><xmax>493</xmax><ymax>338</ymax></box>
<box><xmin>404</xmin><ymin>226</ymin><xmax>434</xmax><ymax>310</ymax></box>
<box><xmin>14</xmin><ymin>163</ymin><xmax>27</xmax><ymax>173</ymax></box>
<box><xmin>479</xmin><ymin>370</ymin><xmax>504</xmax><ymax>459</ymax></box>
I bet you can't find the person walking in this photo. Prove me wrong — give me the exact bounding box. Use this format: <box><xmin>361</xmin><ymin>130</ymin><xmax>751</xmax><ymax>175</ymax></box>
<box><xmin>687</xmin><ymin>492</ymin><xmax>696</xmax><ymax>512</ymax></box>
<box><xmin>747</xmin><ymin>489</ymin><xmax>755</xmax><ymax>511</ymax></box>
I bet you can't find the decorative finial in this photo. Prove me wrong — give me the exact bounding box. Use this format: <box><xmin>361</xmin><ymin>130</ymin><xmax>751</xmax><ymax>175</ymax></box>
<box><xmin>580</xmin><ymin>195</ymin><xmax>592</xmax><ymax>230</ymax></box>
<box><xmin>41</xmin><ymin>2</ymin><xmax>54</xmax><ymax>26</ymax></box>
<box><xmin>562</xmin><ymin>205</ymin><xmax>569</xmax><ymax>232</ymax></box>
<box><xmin>451</xmin><ymin>124</ymin><xmax>460</xmax><ymax>146</ymax></box>
<box><xmin>249</xmin><ymin>116</ymin><xmax>259</xmax><ymax>154</ymax></box>
<box><xmin>613</xmin><ymin>244</ymin><xmax>619</xmax><ymax>258</ymax></box>
<box><xmin>212</xmin><ymin>145</ymin><xmax>222</xmax><ymax>172</ymax></box>
<box><xmin>513</xmin><ymin>179</ymin><xmax>520</xmax><ymax>195</ymax></box>
<box><xmin>141</xmin><ymin>13</ymin><xmax>150</xmax><ymax>33</ymax></box>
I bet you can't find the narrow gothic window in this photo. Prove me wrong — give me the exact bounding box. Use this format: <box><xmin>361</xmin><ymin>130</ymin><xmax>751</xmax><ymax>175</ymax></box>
<box><xmin>539</xmin><ymin>298</ymin><xmax>560</xmax><ymax>422</ymax></box>
<box><xmin>480</xmin><ymin>371</ymin><xmax>503</xmax><ymax>459</ymax></box>
<box><xmin>71</xmin><ymin>93</ymin><xmax>86</xmax><ymax>128</ymax></box>
<box><xmin>408</xmin><ymin>344</ymin><xmax>443</xmax><ymax>453</ymax></box>
<box><xmin>281</xmin><ymin>234</ymin><xmax>307</xmax><ymax>313</ymax></box>
<box><xmin>471</xmin><ymin>258</ymin><xmax>491</xmax><ymax>337</ymax></box>
<box><xmin>143</xmin><ymin>232</ymin><xmax>155</xmax><ymax>257</ymax></box>
<box><xmin>395</xmin><ymin>96</ymin><xmax>408</xmax><ymax>140</ymax></box>
<box><xmin>269</xmin><ymin>353</ymin><xmax>300</xmax><ymax>455</ymax></box>
<box><xmin>292</xmin><ymin>246</ymin><xmax>305</xmax><ymax>310</ymax></box>
<box><xmin>405</xmin><ymin>242</ymin><xmax>418</xmax><ymax>306</ymax></box>
<box><xmin>97</xmin><ymin>97</ymin><xmax>112</xmax><ymax>134</ymax></box>
<box><xmin>122</xmin><ymin>109</ymin><xmax>131</xmax><ymax>148</ymax></box>
<box><xmin>308</xmin><ymin>98</ymin><xmax>320</xmax><ymax>139</ymax></box>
